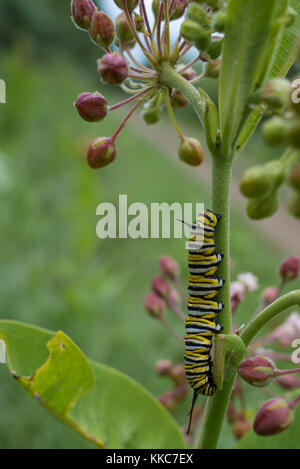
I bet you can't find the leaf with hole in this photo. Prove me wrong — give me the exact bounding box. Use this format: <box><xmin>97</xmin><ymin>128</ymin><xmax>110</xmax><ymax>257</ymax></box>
<box><xmin>0</xmin><ymin>320</ymin><xmax>186</xmax><ymax>449</ymax></box>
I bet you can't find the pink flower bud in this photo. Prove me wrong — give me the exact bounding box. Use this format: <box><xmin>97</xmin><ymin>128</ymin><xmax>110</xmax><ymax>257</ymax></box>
<box><xmin>158</xmin><ymin>391</ymin><xmax>178</xmax><ymax>411</ymax></box>
<box><xmin>181</xmin><ymin>67</ymin><xmax>196</xmax><ymax>81</ymax></box>
<box><xmin>152</xmin><ymin>276</ymin><xmax>170</xmax><ymax>299</ymax></box>
<box><xmin>233</xmin><ymin>417</ymin><xmax>251</xmax><ymax>440</ymax></box>
<box><xmin>167</xmin><ymin>289</ymin><xmax>180</xmax><ymax>305</ymax></box>
<box><xmin>169</xmin><ymin>0</ymin><xmax>187</xmax><ymax>20</ymax></box>
<box><xmin>270</xmin><ymin>312</ymin><xmax>300</xmax><ymax>347</ymax></box>
<box><xmin>144</xmin><ymin>292</ymin><xmax>165</xmax><ymax>318</ymax></box>
<box><xmin>156</xmin><ymin>359</ymin><xmax>173</xmax><ymax>376</ymax></box>
<box><xmin>75</xmin><ymin>92</ymin><xmax>108</xmax><ymax>122</ymax></box>
<box><xmin>169</xmin><ymin>363</ymin><xmax>186</xmax><ymax>384</ymax></box>
<box><xmin>262</xmin><ymin>287</ymin><xmax>278</xmax><ymax>307</ymax></box>
<box><xmin>227</xmin><ymin>404</ymin><xmax>241</xmax><ymax>424</ymax></box>
<box><xmin>254</xmin><ymin>398</ymin><xmax>294</xmax><ymax>436</ymax></box>
<box><xmin>171</xmin><ymin>89</ymin><xmax>189</xmax><ymax>108</ymax></box>
<box><xmin>71</xmin><ymin>0</ymin><xmax>97</xmax><ymax>30</ymax></box>
<box><xmin>280</xmin><ymin>256</ymin><xmax>299</xmax><ymax>281</ymax></box>
<box><xmin>159</xmin><ymin>256</ymin><xmax>179</xmax><ymax>280</ymax></box>
<box><xmin>98</xmin><ymin>53</ymin><xmax>128</xmax><ymax>85</ymax></box>
<box><xmin>237</xmin><ymin>273</ymin><xmax>259</xmax><ymax>293</ymax></box>
<box><xmin>230</xmin><ymin>281</ymin><xmax>245</xmax><ymax>313</ymax></box>
<box><xmin>90</xmin><ymin>11</ymin><xmax>115</xmax><ymax>49</ymax></box>
<box><xmin>178</xmin><ymin>137</ymin><xmax>204</xmax><ymax>166</ymax></box>
<box><xmin>238</xmin><ymin>355</ymin><xmax>276</xmax><ymax>387</ymax></box>
<box><xmin>276</xmin><ymin>374</ymin><xmax>300</xmax><ymax>390</ymax></box>
<box><xmin>158</xmin><ymin>384</ymin><xmax>188</xmax><ymax>411</ymax></box>
<box><xmin>87</xmin><ymin>137</ymin><xmax>116</xmax><ymax>169</ymax></box>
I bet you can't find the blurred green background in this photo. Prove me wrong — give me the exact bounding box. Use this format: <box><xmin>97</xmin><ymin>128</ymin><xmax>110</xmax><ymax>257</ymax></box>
<box><xmin>0</xmin><ymin>0</ymin><xmax>299</xmax><ymax>449</ymax></box>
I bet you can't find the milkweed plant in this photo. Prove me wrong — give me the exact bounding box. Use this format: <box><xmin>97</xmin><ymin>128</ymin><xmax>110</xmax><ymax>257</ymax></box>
<box><xmin>1</xmin><ymin>0</ymin><xmax>300</xmax><ymax>450</ymax></box>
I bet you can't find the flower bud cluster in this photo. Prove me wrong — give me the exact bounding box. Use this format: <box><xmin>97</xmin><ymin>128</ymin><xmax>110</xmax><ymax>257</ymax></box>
<box><xmin>230</xmin><ymin>272</ymin><xmax>258</xmax><ymax>314</ymax></box>
<box><xmin>71</xmin><ymin>1</ymin><xmax>230</xmax><ymax>171</ymax></box>
<box><xmin>240</xmin><ymin>159</ymin><xmax>288</xmax><ymax>220</ymax></box>
<box><xmin>156</xmin><ymin>360</ymin><xmax>188</xmax><ymax>411</ymax></box>
<box><xmin>244</xmin><ymin>39</ymin><xmax>300</xmax><ymax>220</ymax></box>
<box><xmin>180</xmin><ymin>1</ymin><xmax>225</xmax><ymax>65</ymax></box>
<box><xmin>144</xmin><ymin>256</ymin><xmax>181</xmax><ymax>319</ymax></box>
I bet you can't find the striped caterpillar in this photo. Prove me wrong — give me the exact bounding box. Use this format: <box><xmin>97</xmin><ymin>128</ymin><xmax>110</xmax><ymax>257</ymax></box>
<box><xmin>183</xmin><ymin>209</ymin><xmax>224</xmax><ymax>433</ymax></box>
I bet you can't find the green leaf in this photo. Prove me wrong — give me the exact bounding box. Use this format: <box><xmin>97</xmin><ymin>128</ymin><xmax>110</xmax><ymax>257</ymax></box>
<box><xmin>0</xmin><ymin>320</ymin><xmax>185</xmax><ymax>449</ymax></box>
<box><xmin>235</xmin><ymin>0</ymin><xmax>300</xmax><ymax>154</ymax></box>
<box><xmin>219</xmin><ymin>0</ymin><xmax>287</xmax><ymax>158</ymax></box>
<box><xmin>198</xmin><ymin>88</ymin><xmax>219</xmax><ymax>156</ymax></box>
<box><xmin>270</xmin><ymin>0</ymin><xmax>300</xmax><ymax>79</ymax></box>
<box><xmin>236</xmin><ymin>395</ymin><xmax>300</xmax><ymax>449</ymax></box>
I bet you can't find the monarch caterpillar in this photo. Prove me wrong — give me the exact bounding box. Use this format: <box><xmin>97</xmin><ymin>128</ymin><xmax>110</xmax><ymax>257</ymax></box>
<box><xmin>183</xmin><ymin>209</ymin><xmax>224</xmax><ymax>433</ymax></box>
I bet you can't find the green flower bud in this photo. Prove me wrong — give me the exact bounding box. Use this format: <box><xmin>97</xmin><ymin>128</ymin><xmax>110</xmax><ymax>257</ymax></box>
<box><xmin>152</xmin><ymin>0</ymin><xmax>160</xmax><ymax>18</ymax></box>
<box><xmin>207</xmin><ymin>38</ymin><xmax>223</xmax><ymax>60</ymax></box>
<box><xmin>261</xmin><ymin>78</ymin><xmax>291</xmax><ymax>111</ymax></box>
<box><xmin>115</xmin><ymin>12</ymin><xmax>136</xmax><ymax>48</ymax></box>
<box><xmin>133</xmin><ymin>12</ymin><xmax>149</xmax><ymax>34</ymax></box>
<box><xmin>240</xmin><ymin>165</ymin><xmax>272</xmax><ymax>199</ymax></box>
<box><xmin>194</xmin><ymin>0</ymin><xmax>221</xmax><ymax>12</ymax></box>
<box><xmin>194</xmin><ymin>32</ymin><xmax>212</xmax><ymax>52</ymax></box>
<box><xmin>289</xmin><ymin>164</ymin><xmax>300</xmax><ymax>192</ymax></box>
<box><xmin>204</xmin><ymin>58</ymin><xmax>221</xmax><ymax>79</ymax></box>
<box><xmin>114</xmin><ymin>36</ymin><xmax>136</xmax><ymax>50</ymax></box>
<box><xmin>286</xmin><ymin>118</ymin><xmax>300</xmax><ymax>149</ymax></box>
<box><xmin>264</xmin><ymin>160</ymin><xmax>285</xmax><ymax>189</ymax></box>
<box><xmin>246</xmin><ymin>193</ymin><xmax>279</xmax><ymax>220</ymax></box>
<box><xmin>185</xmin><ymin>3</ymin><xmax>211</xmax><ymax>26</ymax></box>
<box><xmin>89</xmin><ymin>11</ymin><xmax>115</xmax><ymax>48</ymax></box>
<box><xmin>180</xmin><ymin>20</ymin><xmax>210</xmax><ymax>47</ymax></box>
<box><xmin>212</xmin><ymin>10</ymin><xmax>226</xmax><ymax>32</ymax></box>
<box><xmin>178</xmin><ymin>137</ymin><xmax>204</xmax><ymax>166</ymax></box>
<box><xmin>142</xmin><ymin>102</ymin><xmax>162</xmax><ymax>125</ymax></box>
<box><xmin>113</xmin><ymin>0</ymin><xmax>139</xmax><ymax>11</ymax></box>
<box><xmin>262</xmin><ymin>116</ymin><xmax>288</xmax><ymax>147</ymax></box>
<box><xmin>287</xmin><ymin>190</ymin><xmax>300</xmax><ymax>219</ymax></box>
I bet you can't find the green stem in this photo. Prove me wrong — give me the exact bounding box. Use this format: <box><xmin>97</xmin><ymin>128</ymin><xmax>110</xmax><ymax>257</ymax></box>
<box><xmin>195</xmin><ymin>156</ymin><xmax>234</xmax><ymax>449</ymax></box>
<box><xmin>241</xmin><ymin>290</ymin><xmax>300</xmax><ymax>347</ymax></box>
<box><xmin>159</xmin><ymin>61</ymin><xmax>206</xmax><ymax>128</ymax></box>
<box><xmin>160</xmin><ymin>60</ymin><xmax>235</xmax><ymax>449</ymax></box>
<box><xmin>211</xmin><ymin>156</ymin><xmax>233</xmax><ymax>335</ymax></box>
<box><xmin>195</xmin><ymin>349</ymin><xmax>243</xmax><ymax>449</ymax></box>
